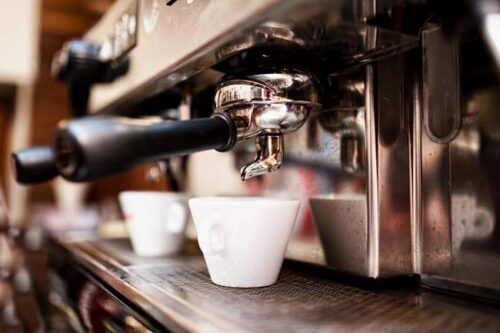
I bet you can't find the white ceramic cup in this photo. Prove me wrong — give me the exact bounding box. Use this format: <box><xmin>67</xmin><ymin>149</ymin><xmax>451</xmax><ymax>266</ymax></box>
<box><xmin>189</xmin><ymin>197</ymin><xmax>300</xmax><ymax>288</ymax></box>
<box><xmin>119</xmin><ymin>191</ymin><xmax>187</xmax><ymax>257</ymax></box>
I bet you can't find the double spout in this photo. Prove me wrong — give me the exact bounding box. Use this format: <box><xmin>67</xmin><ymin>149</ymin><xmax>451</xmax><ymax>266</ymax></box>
<box><xmin>214</xmin><ymin>73</ymin><xmax>320</xmax><ymax>180</ymax></box>
<box><xmin>12</xmin><ymin>73</ymin><xmax>320</xmax><ymax>183</ymax></box>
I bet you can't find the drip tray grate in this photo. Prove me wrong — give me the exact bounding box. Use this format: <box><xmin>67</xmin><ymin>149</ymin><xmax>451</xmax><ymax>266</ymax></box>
<box><xmin>61</xmin><ymin>239</ymin><xmax>500</xmax><ymax>332</ymax></box>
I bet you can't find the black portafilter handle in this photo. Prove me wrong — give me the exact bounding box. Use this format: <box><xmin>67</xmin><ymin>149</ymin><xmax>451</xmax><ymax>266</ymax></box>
<box><xmin>11</xmin><ymin>146</ymin><xmax>59</xmax><ymax>184</ymax></box>
<box><xmin>53</xmin><ymin>114</ymin><xmax>237</xmax><ymax>182</ymax></box>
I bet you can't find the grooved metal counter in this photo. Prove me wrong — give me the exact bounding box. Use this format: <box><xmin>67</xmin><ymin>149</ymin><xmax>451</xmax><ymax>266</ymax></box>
<box><xmin>49</xmin><ymin>238</ymin><xmax>500</xmax><ymax>332</ymax></box>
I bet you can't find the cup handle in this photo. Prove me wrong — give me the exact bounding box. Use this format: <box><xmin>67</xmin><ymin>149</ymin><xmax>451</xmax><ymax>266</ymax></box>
<box><xmin>197</xmin><ymin>218</ymin><xmax>225</xmax><ymax>256</ymax></box>
<box><xmin>472</xmin><ymin>206</ymin><xmax>494</xmax><ymax>238</ymax></box>
<box><xmin>165</xmin><ymin>202</ymin><xmax>186</xmax><ymax>234</ymax></box>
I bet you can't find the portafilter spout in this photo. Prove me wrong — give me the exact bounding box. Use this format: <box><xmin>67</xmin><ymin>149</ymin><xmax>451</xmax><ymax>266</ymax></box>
<box><xmin>213</xmin><ymin>73</ymin><xmax>321</xmax><ymax>180</ymax></box>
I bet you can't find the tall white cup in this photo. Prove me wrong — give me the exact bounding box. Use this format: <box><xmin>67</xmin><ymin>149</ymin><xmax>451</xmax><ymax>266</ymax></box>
<box><xmin>119</xmin><ymin>191</ymin><xmax>187</xmax><ymax>257</ymax></box>
<box><xmin>189</xmin><ymin>197</ymin><xmax>300</xmax><ymax>288</ymax></box>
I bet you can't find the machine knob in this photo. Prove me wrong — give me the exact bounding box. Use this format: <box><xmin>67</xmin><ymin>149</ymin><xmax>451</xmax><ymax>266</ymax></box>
<box><xmin>52</xmin><ymin>40</ymin><xmax>129</xmax><ymax>117</ymax></box>
<box><xmin>52</xmin><ymin>39</ymin><xmax>129</xmax><ymax>84</ymax></box>
<box><xmin>52</xmin><ymin>40</ymin><xmax>102</xmax><ymax>84</ymax></box>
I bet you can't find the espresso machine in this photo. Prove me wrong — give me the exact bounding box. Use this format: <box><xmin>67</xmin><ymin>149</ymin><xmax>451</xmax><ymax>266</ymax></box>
<box><xmin>10</xmin><ymin>0</ymin><xmax>500</xmax><ymax>331</ymax></box>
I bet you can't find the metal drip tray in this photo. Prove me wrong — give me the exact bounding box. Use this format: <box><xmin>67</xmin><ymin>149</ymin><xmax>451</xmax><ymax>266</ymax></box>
<box><xmin>50</xmin><ymin>238</ymin><xmax>500</xmax><ymax>332</ymax></box>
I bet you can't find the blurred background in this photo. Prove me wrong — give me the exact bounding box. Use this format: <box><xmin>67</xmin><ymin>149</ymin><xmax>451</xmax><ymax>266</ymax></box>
<box><xmin>0</xmin><ymin>2</ymin><xmax>168</xmax><ymax>331</ymax></box>
<box><xmin>1</xmin><ymin>0</ymin><xmax>169</xmax><ymax>232</ymax></box>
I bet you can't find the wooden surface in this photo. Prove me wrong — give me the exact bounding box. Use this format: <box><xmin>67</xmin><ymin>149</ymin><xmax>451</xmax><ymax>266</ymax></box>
<box><xmin>0</xmin><ymin>89</ymin><xmax>14</xmax><ymax>188</ymax></box>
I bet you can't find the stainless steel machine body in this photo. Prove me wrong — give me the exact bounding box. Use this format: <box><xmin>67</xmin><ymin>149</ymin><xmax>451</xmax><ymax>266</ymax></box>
<box><xmin>418</xmin><ymin>26</ymin><xmax>500</xmax><ymax>298</ymax></box>
<box><xmin>56</xmin><ymin>0</ymin><xmax>500</xmax><ymax>300</ymax></box>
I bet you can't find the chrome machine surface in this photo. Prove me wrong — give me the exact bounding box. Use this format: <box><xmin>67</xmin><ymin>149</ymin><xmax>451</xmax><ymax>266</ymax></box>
<box><xmin>419</xmin><ymin>25</ymin><xmax>500</xmax><ymax>299</ymax></box>
<box><xmin>84</xmin><ymin>0</ymin><xmax>411</xmax><ymax>114</ymax></box>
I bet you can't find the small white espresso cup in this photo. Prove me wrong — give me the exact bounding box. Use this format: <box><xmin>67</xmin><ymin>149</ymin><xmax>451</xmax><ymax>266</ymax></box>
<box><xmin>189</xmin><ymin>197</ymin><xmax>300</xmax><ymax>288</ymax></box>
<box><xmin>119</xmin><ymin>191</ymin><xmax>187</xmax><ymax>257</ymax></box>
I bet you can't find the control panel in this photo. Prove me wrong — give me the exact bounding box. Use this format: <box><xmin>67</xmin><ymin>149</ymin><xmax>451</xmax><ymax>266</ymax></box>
<box><xmin>100</xmin><ymin>0</ymin><xmax>138</xmax><ymax>62</ymax></box>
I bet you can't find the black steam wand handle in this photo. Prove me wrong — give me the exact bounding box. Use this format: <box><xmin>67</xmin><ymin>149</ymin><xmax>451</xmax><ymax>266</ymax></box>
<box><xmin>53</xmin><ymin>114</ymin><xmax>237</xmax><ymax>182</ymax></box>
<box><xmin>10</xmin><ymin>146</ymin><xmax>58</xmax><ymax>184</ymax></box>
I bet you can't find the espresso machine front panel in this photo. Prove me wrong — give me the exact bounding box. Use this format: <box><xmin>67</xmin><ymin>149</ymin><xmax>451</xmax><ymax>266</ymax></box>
<box><xmin>85</xmin><ymin>0</ymin><xmax>415</xmax><ymax>114</ymax></box>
